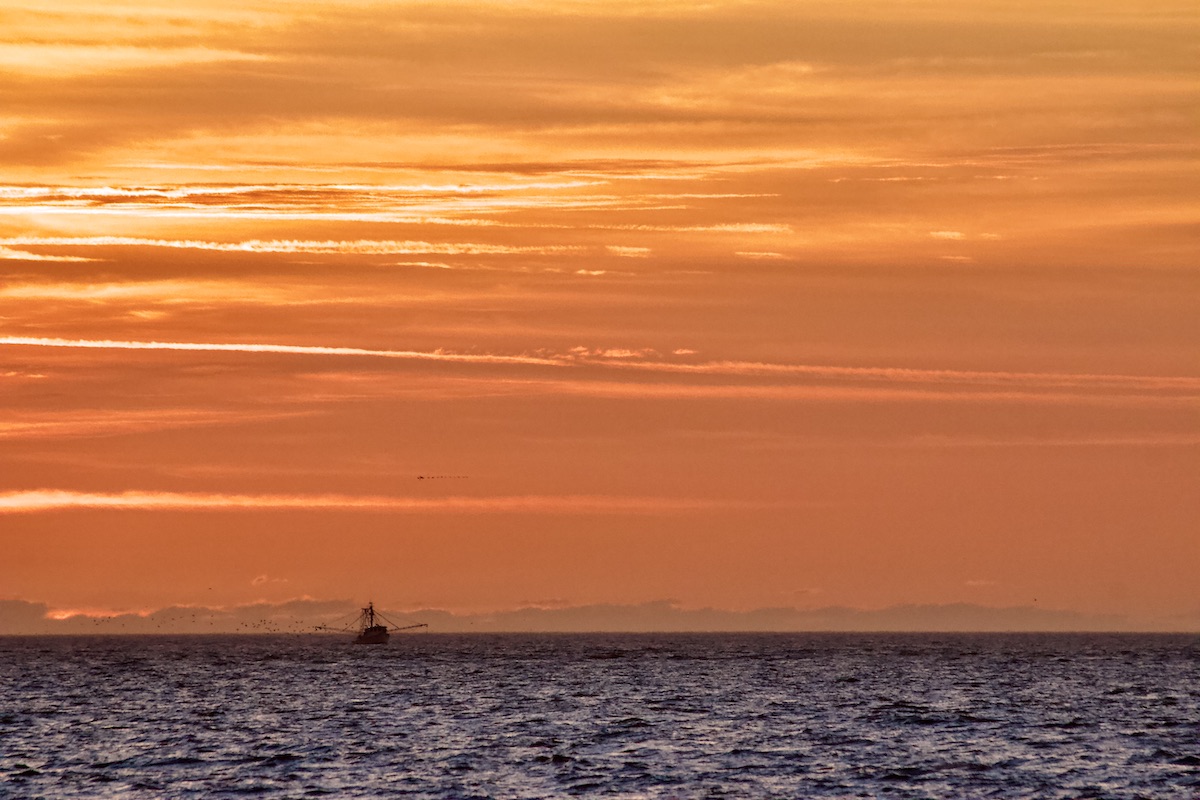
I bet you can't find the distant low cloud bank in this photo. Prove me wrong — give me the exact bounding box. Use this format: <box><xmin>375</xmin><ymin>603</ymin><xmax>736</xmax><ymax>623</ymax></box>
<box><xmin>1</xmin><ymin>599</ymin><xmax>1194</xmax><ymax>635</ymax></box>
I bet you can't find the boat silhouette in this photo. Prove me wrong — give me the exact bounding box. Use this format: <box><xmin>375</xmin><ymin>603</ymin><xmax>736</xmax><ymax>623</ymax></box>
<box><xmin>318</xmin><ymin>602</ymin><xmax>427</xmax><ymax>644</ymax></box>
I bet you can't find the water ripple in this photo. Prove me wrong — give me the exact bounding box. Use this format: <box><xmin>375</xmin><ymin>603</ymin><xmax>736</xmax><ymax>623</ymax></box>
<box><xmin>0</xmin><ymin>633</ymin><xmax>1197</xmax><ymax>798</ymax></box>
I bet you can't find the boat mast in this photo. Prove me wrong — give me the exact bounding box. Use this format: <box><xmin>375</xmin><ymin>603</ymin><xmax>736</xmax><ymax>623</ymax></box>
<box><xmin>364</xmin><ymin>602</ymin><xmax>376</xmax><ymax>628</ymax></box>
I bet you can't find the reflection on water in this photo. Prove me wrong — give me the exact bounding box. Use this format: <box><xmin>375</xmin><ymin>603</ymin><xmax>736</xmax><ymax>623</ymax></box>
<box><xmin>2</xmin><ymin>633</ymin><xmax>1198</xmax><ymax>798</ymax></box>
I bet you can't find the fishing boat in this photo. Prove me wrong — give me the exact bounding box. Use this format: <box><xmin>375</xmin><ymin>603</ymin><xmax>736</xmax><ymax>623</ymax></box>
<box><xmin>318</xmin><ymin>602</ymin><xmax>427</xmax><ymax>644</ymax></box>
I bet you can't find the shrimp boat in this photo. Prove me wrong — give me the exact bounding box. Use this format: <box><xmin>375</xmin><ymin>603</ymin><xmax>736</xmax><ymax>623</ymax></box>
<box><xmin>319</xmin><ymin>602</ymin><xmax>427</xmax><ymax>644</ymax></box>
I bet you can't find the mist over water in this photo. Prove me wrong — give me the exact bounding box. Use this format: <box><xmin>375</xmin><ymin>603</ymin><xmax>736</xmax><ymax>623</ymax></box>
<box><xmin>2</xmin><ymin>633</ymin><xmax>1198</xmax><ymax>798</ymax></box>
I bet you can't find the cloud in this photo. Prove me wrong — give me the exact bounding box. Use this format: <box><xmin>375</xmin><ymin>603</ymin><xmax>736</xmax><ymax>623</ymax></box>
<box><xmin>899</xmin><ymin>433</ymin><xmax>1200</xmax><ymax>449</ymax></box>
<box><xmin>0</xmin><ymin>236</ymin><xmax>581</xmax><ymax>256</ymax></box>
<box><xmin>0</xmin><ymin>409</ymin><xmax>311</xmax><ymax>441</ymax></box>
<box><xmin>2</xmin><ymin>598</ymin><xmax>1178</xmax><ymax>634</ymax></box>
<box><xmin>0</xmin><ymin>181</ymin><xmax>599</xmax><ymax>201</ymax></box>
<box><xmin>0</xmin><ymin>181</ymin><xmax>629</xmax><ymax>226</ymax></box>
<box><xmin>3</xmin><ymin>336</ymin><xmax>1197</xmax><ymax>405</ymax></box>
<box><xmin>0</xmin><ymin>336</ymin><xmax>564</xmax><ymax>368</ymax></box>
<box><xmin>0</xmin><ymin>599</ymin><xmax>53</xmax><ymax>634</ymax></box>
<box><xmin>0</xmin><ymin>490</ymin><xmax>770</xmax><ymax>515</ymax></box>
<box><xmin>0</xmin><ymin>246</ymin><xmax>97</xmax><ymax>262</ymax></box>
<box><xmin>611</xmin><ymin>358</ymin><xmax>1200</xmax><ymax>394</ymax></box>
<box><xmin>0</xmin><ymin>279</ymin><xmax>426</xmax><ymax>308</ymax></box>
<box><xmin>509</xmin><ymin>376</ymin><xmax>1197</xmax><ymax>408</ymax></box>
<box><xmin>606</xmin><ymin>245</ymin><xmax>651</xmax><ymax>257</ymax></box>
<box><xmin>431</xmin><ymin>601</ymin><xmax>1139</xmax><ymax>633</ymax></box>
<box><xmin>735</xmin><ymin>251</ymin><xmax>787</xmax><ymax>260</ymax></box>
<box><xmin>0</xmin><ymin>597</ymin><xmax>358</xmax><ymax>635</ymax></box>
<box><xmin>0</xmin><ymin>199</ymin><xmax>782</xmax><ymax>227</ymax></box>
<box><xmin>3</xmin><ymin>0</ymin><xmax>1194</xmax><ymax>185</ymax></box>
<box><xmin>566</xmin><ymin>346</ymin><xmax>661</xmax><ymax>360</ymax></box>
<box><xmin>0</xmin><ymin>44</ymin><xmax>270</xmax><ymax>78</ymax></box>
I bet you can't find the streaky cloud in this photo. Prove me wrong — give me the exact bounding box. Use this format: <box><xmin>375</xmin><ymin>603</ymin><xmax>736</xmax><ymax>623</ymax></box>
<box><xmin>4</xmin><ymin>598</ymin><xmax>1186</xmax><ymax>634</ymax></box>
<box><xmin>0</xmin><ymin>490</ymin><xmax>771</xmax><ymax>515</ymax></box>
<box><xmin>0</xmin><ymin>236</ymin><xmax>582</xmax><ymax>256</ymax></box>
<box><xmin>0</xmin><ymin>245</ymin><xmax>97</xmax><ymax>263</ymax></box>
<box><xmin>0</xmin><ymin>336</ymin><xmax>563</xmax><ymax>368</ymax></box>
<box><xmin>0</xmin><ymin>44</ymin><xmax>270</xmax><ymax>78</ymax></box>
<box><xmin>611</xmin><ymin>358</ymin><xmax>1200</xmax><ymax>393</ymax></box>
<box><xmin>3</xmin><ymin>336</ymin><xmax>1198</xmax><ymax>398</ymax></box>
<box><xmin>0</xmin><ymin>409</ymin><xmax>314</xmax><ymax>441</ymax></box>
<box><xmin>0</xmin><ymin>181</ymin><xmax>602</xmax><ymax>200</ymax></box>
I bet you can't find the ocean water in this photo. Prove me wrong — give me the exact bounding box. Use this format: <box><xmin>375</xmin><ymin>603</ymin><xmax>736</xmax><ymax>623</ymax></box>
<box><xmin>1</xmin><ymin>633</ymin><xmax>1198</xmax><ymax>799</ymax></box>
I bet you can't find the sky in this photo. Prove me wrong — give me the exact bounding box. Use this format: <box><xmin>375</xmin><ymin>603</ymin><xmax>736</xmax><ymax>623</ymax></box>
<box><xmin>1</xmin><ymin>0</ymin><xmax>1197</xmax><ymax>632</ymax></box>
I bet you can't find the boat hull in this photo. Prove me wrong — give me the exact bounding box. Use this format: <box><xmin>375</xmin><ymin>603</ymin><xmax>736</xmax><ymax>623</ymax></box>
<box><xmin>354</xmin><ymin>625</ymin><xmax>390</xmax><ymax>645</ymax></box>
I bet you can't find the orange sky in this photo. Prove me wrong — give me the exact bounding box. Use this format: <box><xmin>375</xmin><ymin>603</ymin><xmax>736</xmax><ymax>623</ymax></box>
<box><xmin>1</xmin><ymin>0</ymin><xmax>1198</xmax><ymax>630</ymax></box>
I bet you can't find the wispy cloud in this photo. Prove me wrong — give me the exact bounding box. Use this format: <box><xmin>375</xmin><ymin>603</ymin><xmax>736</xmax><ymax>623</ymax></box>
<box><xmin>0</xmin><ymin>336</ymin><xmax>563</xmax><ymax>367</ymax></box>
<box><xmin>606</xmin><ymin>245</ymin><xmax>652</xmax><ymax>258</ymax></box>
<box><xmin>0</xmin><ymin>246</ymin><xmax>97</xmax><ymax>263</ymax></box>
<box><xmin>735</xmin><ymin>251</ymin><xmax>787</xmax><ymax>260</ymax></box>
<box><xmin>0</xmin><ymin>279</ymin><xmax>409</xmax><ymax>307</ymax></box>
<box><xmin>0</xmin><ymin>182</ymin><xmax>601</xmax><ymax>201</ymax></box>
<box><xmin>498</xmin><ymin>377</ymin><xmax>1199</xmax><ymax>408</ymax></box>
<box><xmin>0</xmin><ymin>181</ymin><xmax>626</xmax><ymax>225</ymax></box>
<box><xmin>609</xmin><ymin>358</ymin><xmax>1200</xmax><ymax>393</ymax></box>
<box><xmin>0</xmin><ymin>44</ymin><xmax>270</xmax><ymax>77</ymax></box>
<box><xmin>900</xmin><ymin>433</ymin><xmax>1200</xmax><ymax>449</ymax></box>
<box><xmin>4</xmin><ymin>336</ymin><xmax>1198</xmax><ymax>399</ymax></box>
<box><xmin>0</xmin><ymin>490</ymin><xmax>763</xmax><ymax>515</ymax></box>
<box><xmin>0</xmin><ymin>236</ymin><xmax>581</xmax><ymax>256</ymax></box>
<box><xmin>0</xmin><ymin>409</ymin><xmax>311</xmax><ymax>441</ymax></box>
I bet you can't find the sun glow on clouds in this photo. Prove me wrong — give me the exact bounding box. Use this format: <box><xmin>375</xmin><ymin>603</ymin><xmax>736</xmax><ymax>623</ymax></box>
<box><xmin>0</xmin><ymin>237</ymin><xmax>582</xmax><ymax>256</ymax></box>
<box><xmin>0</xmin><ymin>246</ymin><xmax>96</xmax><ymax>263</ymax></box>
<box><xmin>0</xmin><ymin>182</ymin><xmax>600</xmax><ymax>200</ymax></box>
<box><xmin>0</xmin><ymin>336</ymin><xmax>563</xmax><ymax>367</ymax></box>
<box><xmin>44</xmin><ymin>607</ymin><xmax>155</xmax><ymax>621</ymax></box>
<box><xmin>1</xmin><ymin>0</ymin><xmax>1197</xmax><ymax>623</ymax></box>
<box><xmin>0</xmin><ymin>490</ymin><xmax>757</xmax><ymax>515</ymax></box>
<box><xmin>606</xmin><ymin>245</ymin><xmax>652</xmax><ymax>258</ymax></box>
<box><xmin>735</xmin><ymin>251</ymin><xmax>787</xmax><ymax>260</ymax></box>
<box><xmin>0</xmin><ymin>280</ymin><xmax>238</xmax><ymax>302</ymax></box>
<box><xmin>4</xmin><ymin>336</ymin><xmax>1196</xmax><ymax>393</ymax></box>
<box><xmin>0</xmin><ymin>45</ymin><xmax>268</xmax><ymax>76</ymax></box>
<box><xmin>0</xmin><ymin>279</ymin><xmax>424</xmax><ymax>307</ymax></box>
<box><xmin>0</xmin><ymin>183</ymin><xmax>767</xmax><ymax>228</ymax></box>
<box><xmin>0</xmin><ymin>409</ymin><xmax>311</xmax><ymax>441</ymax></box>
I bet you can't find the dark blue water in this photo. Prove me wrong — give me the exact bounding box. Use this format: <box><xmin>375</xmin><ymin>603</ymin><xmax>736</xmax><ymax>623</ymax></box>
<box><xmin>2</xmin><ymin>634</ymin><xmax>1198</xmax><ymax>798</ymax></box>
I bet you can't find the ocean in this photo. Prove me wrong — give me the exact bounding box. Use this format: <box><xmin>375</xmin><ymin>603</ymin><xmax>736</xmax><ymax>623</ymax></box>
<box><xmin>1</xmin><ymin>633</ymin><xmax>1197</xmax><ymax>798</ymax></box>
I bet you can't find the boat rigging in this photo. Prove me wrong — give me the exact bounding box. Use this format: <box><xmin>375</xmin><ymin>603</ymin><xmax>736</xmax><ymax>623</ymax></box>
<box><xmin>316</xmin><ymin>602</ymin><xmax>427</xmax><ymax>644</ymax></box>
